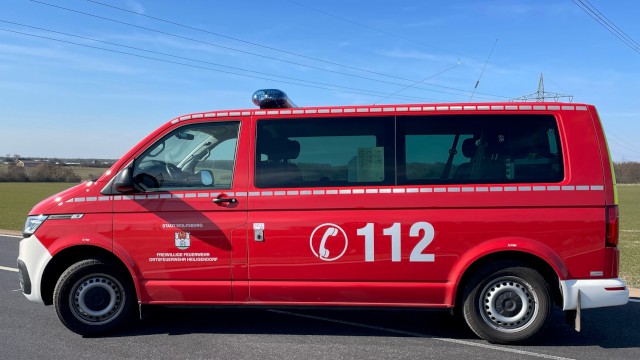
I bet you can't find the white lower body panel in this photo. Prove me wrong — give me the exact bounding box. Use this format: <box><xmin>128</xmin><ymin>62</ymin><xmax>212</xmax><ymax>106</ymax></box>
<box><xmin>561</xmin><ymin>278</ymin><xmax>629</xmax><ymax>310</ymax></box>
<box><xmin>17</xmin><ymin>235</ymin><xmax>52</xmax><ymax>304</ymax></box>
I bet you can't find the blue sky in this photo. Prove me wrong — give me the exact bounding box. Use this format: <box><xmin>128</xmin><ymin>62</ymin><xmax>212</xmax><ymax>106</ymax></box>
<box><xmin>1</xmin><ymin>0</ymin><xmax>639</xmax><ymax>161</ymax></box>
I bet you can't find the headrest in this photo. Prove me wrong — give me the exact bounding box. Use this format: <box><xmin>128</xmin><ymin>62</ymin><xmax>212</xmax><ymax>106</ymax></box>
<box><xmin>281</xmin><ymin>139</ymin><xmax>300</xmax><ymax>160</ymax></box>
<box><xmin>461</xmin><ymin>138</ymin><xmax>477</xmax><ymax>158</ymax></box>
<box><xmin>260</xmin><ymin>137</ymin><xmax>300</xmax><ymax>161</ymax></box>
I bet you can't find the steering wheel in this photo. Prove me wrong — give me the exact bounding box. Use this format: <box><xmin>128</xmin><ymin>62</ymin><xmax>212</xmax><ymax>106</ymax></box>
<box><xmin>165</xmin><ymin>162</ymin><xmax>181</xmax><ymax>178</ymax></box>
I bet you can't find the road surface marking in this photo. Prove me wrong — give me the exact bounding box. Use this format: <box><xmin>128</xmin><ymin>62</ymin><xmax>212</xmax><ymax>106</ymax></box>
<box><xmin>0</xmin><ymin>234</ymin><xmax>22</xmax><ymax>239</ymax></box>
<box><xmin>0</xmin><ymin>266</ymin><xmax>19</xmax><ymax>273</ymax></box>
<box><xmin>271</xmin><ymin>310</ymin><xmax>575</xmax><ymax>360</ymax></box>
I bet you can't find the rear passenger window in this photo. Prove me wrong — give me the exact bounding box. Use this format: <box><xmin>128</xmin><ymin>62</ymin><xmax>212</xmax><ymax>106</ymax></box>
<box><xmin>256</xmin><ymin>117</ymin><xmax>394</xmax><ymax>188</ymax></box>
<box><xmin>398</xmin><ymin>115</ymin><xmax>563</xmax><ymax>184</ymax></box>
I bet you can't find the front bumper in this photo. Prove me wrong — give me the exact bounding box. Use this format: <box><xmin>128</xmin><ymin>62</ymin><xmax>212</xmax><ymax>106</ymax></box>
<box><xmin>17</xmin><ymin>235</ymin><xmax>52</xmax><ymax>304</ymax></box>
<box><xmin>561</xmin><ymin>278</ymin><xmax>629</xmax><ymax>310</ymax></box>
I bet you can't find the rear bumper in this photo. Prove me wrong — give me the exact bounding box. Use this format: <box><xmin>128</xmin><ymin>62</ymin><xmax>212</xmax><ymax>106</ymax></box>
<box><xmin>561</xmin><ymin>278</ymin><xmax>629</xmax><ymax>310</ymax></box>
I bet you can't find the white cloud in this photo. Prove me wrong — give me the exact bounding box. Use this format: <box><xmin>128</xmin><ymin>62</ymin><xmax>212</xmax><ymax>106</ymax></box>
<box><xmin>126</xmin><ymin>0</ymin><xmax>146</xmax><ymax>14</ymax></box>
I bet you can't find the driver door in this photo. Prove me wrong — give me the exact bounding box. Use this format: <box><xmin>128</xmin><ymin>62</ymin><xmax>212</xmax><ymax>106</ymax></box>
<box><xmin>112</xmin><ymin>119</ymin><xmax>248</xmax><ymax>304</ymax></box>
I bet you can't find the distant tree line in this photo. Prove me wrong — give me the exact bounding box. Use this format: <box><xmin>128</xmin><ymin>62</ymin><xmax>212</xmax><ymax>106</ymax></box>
<box><xmin>0</xmin><ymin>163</ymin><xmax>80</xmax><ymax>182</ymax></box>
<box><xmin>613</xmin><ymin>162</ymin><xmax>640</xmax><ymax>184</ymax></box>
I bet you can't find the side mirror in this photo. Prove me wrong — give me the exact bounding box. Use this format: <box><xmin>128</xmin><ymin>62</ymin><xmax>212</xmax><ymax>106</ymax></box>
<box><xmin>200</xmin><ymin>170</ymin><xmax>214</xmax><ymax>186</ymax></box>
<box><xmin>114</xmin><ymin>167</ymin><xmax>135</xmax><ymax>193</ymax></box>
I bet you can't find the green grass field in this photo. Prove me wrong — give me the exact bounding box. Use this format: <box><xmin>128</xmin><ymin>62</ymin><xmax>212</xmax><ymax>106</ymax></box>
<box><xmin>618</xmin><ymin>185</ymin><xmax>640</xmax><ymax>288</ymax></box>
<box><xmin>0</xmin><ymin>183</ymin><xmax>76</xmax><ymax>231</ymax></box>
<box><xmin>1</xmin><ymin>182</ymin><xmax>639</xmax><ymax>287</ymax></box>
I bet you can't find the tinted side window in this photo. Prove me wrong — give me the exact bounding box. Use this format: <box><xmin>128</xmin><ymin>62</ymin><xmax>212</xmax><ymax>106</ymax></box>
<box><xmin>132</xmin><ymin>121</ymin><xmax>239</xmax><ymax>191</ymax></box>
<box><xmin>398</xmin><ymin>115</ymin><xmax>563</xmax><ymax>184</ymax></box>
<box><xmin>255</xmin><ymin>117</ymin><xmax>394</xmax><ymax>188</ymax></box>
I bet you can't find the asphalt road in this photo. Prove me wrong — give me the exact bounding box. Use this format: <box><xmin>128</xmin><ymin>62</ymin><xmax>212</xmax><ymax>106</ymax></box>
<box><xmin>1</xmin><ymin>234</ymin><xmax>639</xmax><ymax>360</ymax></box>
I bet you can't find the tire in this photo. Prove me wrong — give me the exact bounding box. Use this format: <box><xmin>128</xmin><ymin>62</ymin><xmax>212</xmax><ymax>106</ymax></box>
<box><xmin>462</xmin><ymin>262</ymin><xmax>551</xmax><ymax>344</ymax></box>
<box><xmin>53</xmin><ymin>259</ymin><xmax>135</xmax><ymax>335</ymax></box>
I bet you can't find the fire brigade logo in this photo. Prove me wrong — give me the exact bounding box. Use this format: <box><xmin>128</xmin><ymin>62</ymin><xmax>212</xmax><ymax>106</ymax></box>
<box><xmin>174</xmin><ymin>231</ymin><xmax>191</xmax><ymax>250</ymax></box>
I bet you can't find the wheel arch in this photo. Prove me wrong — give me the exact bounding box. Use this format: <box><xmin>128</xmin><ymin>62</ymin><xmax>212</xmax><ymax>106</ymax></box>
<box><xmin>450</xmin><ymin>247</ymin><xmax>566</xmax><ymax>311</ymax></box>
<box><xmin>41</xmin><ymin>245</ymin><xmax>138</xmax><ymax>306</ymax></box>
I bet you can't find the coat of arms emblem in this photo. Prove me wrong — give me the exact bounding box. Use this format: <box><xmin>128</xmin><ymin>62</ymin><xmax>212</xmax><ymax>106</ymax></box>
<box><xmin>175</xmin><ymin>231</ymin><xmax>190</xmax><ymax>250</ymax></box>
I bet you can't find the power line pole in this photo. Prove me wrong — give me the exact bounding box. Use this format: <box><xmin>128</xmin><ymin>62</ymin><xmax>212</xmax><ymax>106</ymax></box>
<box><xmin>511</xmin><ymin>73</ymin><xmax>573</xmax><ymax>102</ymax></box>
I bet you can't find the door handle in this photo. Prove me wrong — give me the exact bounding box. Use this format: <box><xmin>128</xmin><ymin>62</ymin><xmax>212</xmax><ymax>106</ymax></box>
<box><xmin>212</xmin><ymin>197</ymin><xmax>237</xmax><ymax>204</ymax></box>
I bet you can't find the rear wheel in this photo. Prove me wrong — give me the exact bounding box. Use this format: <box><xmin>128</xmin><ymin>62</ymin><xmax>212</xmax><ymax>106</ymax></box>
<box><xmin>462</xmin><ymin>262</ymin><xmax>551</xmax><ymax>344</ymax></box>
<box><xmin>53</xmin><ymin>259</ymin><xmax>135</xmax><ymax>335</ymax></box>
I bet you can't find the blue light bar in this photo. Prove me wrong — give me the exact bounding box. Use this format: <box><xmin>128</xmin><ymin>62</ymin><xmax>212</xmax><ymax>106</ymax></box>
<box><xmin>252</xmin><ymin>89</ymin><xmax>297</xmax><ymax>109</ymax></box>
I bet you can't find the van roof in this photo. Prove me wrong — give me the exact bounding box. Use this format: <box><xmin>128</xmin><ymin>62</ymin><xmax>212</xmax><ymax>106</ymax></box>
<box><xmin>169</xmin><ymin>102</ymin><xmax>592</xmax><ymax>125</ymax></box>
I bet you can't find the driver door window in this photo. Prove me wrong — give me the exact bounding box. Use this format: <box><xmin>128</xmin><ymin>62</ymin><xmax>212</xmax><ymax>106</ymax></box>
<box><xmin>132</xmin><ymin>121</ymin><xmax>239</xmax><ymax>191</ymax></box>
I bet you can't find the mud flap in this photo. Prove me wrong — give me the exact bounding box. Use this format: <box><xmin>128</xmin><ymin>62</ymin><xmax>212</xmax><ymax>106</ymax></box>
<box><xmin>565</xmin><ymin>291</ymin><xmax>581</xmax><ymax>332</ymax></box>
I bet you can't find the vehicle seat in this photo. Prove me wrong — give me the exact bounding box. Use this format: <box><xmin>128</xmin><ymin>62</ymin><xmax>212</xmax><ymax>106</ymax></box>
<box><xmin>454</xmin><ymin>138</ymin><xmax>505</xmax><ymax>181</ymax></box>
<box><xmin>256</xmin><ymin>134</ymin><xmax>303</xmax><ymax>187</ymax></box>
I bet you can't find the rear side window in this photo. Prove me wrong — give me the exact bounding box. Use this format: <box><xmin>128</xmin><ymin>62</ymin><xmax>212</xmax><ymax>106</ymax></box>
<box><xmin>398</xmin><ymin>114</ymin><xmax>563</xmax><ymax>184</ymax></box>
<box><xmin>255</xmin><ymin>117</ymin><xmax>394</xmax><ymax>188</ymax></box>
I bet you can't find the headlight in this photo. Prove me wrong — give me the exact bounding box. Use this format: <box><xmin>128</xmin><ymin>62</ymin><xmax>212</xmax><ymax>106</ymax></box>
<box><xmin>23</xmin><ymin>215</ymin><xmax>48</xmax><ymax>237</ymax></box>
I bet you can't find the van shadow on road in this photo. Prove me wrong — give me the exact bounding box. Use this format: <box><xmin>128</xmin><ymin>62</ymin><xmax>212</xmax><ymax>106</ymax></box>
<box><xmin>103</xmin><ymin>302</ymin><xmax>640</xmax><ymax>349</ymax></box>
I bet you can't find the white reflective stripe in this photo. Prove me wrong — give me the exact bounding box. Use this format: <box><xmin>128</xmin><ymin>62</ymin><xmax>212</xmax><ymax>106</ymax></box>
<box><xmin>168</xmin><ymin>103</ymin><xmax>589</xmax><ymax>122</ymax></box>
<box><xmin>64</xmin><ymin>184</ymin><xmax>606</xmax><ymax>203</ymax></box>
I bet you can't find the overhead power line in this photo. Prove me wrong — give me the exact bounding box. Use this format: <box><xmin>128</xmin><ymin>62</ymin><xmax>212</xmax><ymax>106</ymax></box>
<box><xmin>84</xmin><ymin>0</ymin><xmax>435</xmax><ymax>86</ymax></box>
<box><xmin>0</xmin><ymin>25</ymin><xmax>455</xmax><ymax>103</ymax></box>
<box><xmin>28</xmin><ymin>0</ymin><xmax>509</xmax><ymax>100</ymax></box>
<box><xmin>284</xmin><ymin>0</ymin><xmax>471</xmax><ymax>60</ymax></box>
<box><xmin>571</xmin><ymin>0</ymin><xmax>640</xmax><ymax>54</ymax></box>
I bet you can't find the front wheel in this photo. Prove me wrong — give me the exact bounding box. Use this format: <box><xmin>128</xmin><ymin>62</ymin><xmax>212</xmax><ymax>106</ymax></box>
<box><xmin>462</xmin><ymin>262</ymin><xmax>551</xmax><ymax>344</ymax></box>
<box><xmin>53</xmin><ymin>259</ymin><xmax>135</xmax><ymax>335</ymax></box>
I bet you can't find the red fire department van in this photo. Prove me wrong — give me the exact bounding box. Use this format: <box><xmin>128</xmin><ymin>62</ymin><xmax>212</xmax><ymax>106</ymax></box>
<box><xmin>18</xmin><ymin>90</ymin><xmax>628</xmax><ymax>343</ymax></box>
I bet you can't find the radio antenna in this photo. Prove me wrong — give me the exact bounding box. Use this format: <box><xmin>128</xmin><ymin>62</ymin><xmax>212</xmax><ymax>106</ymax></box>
<box><xmin>469</xmin><ymin>38</ymin><xmax>498</xmax><ymax>102</ymax></box>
